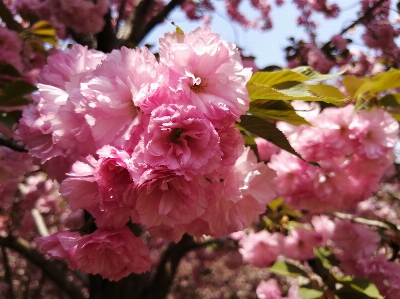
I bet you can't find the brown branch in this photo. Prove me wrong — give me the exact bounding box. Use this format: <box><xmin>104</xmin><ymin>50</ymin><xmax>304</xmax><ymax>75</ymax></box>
<box><xmin>1</xmin><ymin>246</ymin><xmax>16</xmax><ymax>299</ymax></box>
<box><xmin>142</xmin><ymin>235</ymin><xmax>221</xmax><ymax>299</ymax></box>
<box><xmin>135</xmin><ymin>0</ymin><xmax>186</xmax><ymax>45</ymax></box>
<box><xmin>124</xmin><ymin>0</ymin><xmax>185</xmax><ymax>47</ymax></box>
<box><xmin>116</xmin><ymin>0</ymin><xmax>129</xmax><ymax>32</ymax></box>
<box><xmin>0</xmin><ymin>235</ymin><xmax>86</xmax><ymax>299</ymax></box>
<box><xmin>339</xmin><ymin>0</ymin><xmax>387</xmax><ymax>35</ymax></box>
<box><xmin>0</xmin><ymin>0</ymin><xmax>23</xmax><ymax>32</ymax></box>
<box><xmin>128</xmin><ymin>0</ymin><xmax>156</xmax><ymax>46</ymax></box>
<box><xmin>0</xmin><ymin>133</ymin><xmax>27</xmax><ymax>152</ymax></box>
<box><xmin>95</xmin><ymin>10</ymin><xmax>118</xmax><ymax>53</ymax></box>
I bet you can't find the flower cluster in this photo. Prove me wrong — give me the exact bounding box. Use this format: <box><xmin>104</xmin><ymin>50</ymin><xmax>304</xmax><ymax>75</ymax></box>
<box><xmin>16</xmin><ymin>27</ymin><xmax>277</xmax><ymax>280</ymax></box>
<box><xmin>268</xmin><ymin>103</ymin><xmax>398</xmax><ymax>213</ymax></box>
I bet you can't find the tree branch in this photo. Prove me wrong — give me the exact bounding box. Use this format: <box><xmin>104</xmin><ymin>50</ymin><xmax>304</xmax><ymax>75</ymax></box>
<box><xmin>96</xmin><ymin>10</ymin><xmax>118</xmax><ymax>53</ymax></box>
<box><xmin>0</xmin><ymin>235</ymin><xmax>86</xmax><ymax>299</ymax></box>
<box><xmin>339</xmin><ymin>0</ymin><xmax>387</xmax><ymax>35</ymax></box>
<box><xmin>1</xmin><ymin>246</ymin><xmax>16</xmax><ymax>299</ymax></box>
<box><xmin>0</xmin><ymin>133</ymin><xmax>27</xmax><ymax>152</ymax></box>
<box><xmin>124</xmin><ymin>0</ymin><xmax>185</xmax><ymax>47</ymax></box>
<box><xmin>135</xmin><ymin>0</ymin><xmax>185</xmax><ymax>45</ymax></box>
<box><xmin>142</xmin><ymin>235</ymin><xmax>221</xmax><ymax>299</ymax></box>
<box><xmin>0</xmin><ymin>0</ymin><xmax>23</xmax><ymax>32</ymax></box>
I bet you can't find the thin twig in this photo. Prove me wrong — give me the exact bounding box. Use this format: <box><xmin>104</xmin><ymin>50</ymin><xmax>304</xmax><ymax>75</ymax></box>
<box><xmin>339</xmin><ymin>0</ymin><xmax>387</xmax><ymax>35</ymax></box>
<box><xmin>0</xmin><ymin>133</ymin><xmax>27</xmax><ymax>152</ymax></box>
<box><xmin>0</xmin><ymin>235</ymin><xmax>86</xmax><ymax>299</ymax></box>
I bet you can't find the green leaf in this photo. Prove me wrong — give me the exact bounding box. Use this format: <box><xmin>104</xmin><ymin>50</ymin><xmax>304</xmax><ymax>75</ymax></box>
<box><xmin>349</xmin><ymin>278</ymin><xmax>384</xmax><ymax>299</ymax></box>
<box><xmin>247</xmin><ymin>79</ymin><xmax>345</xmax><ymax>105</ymax></box>
<box><xmin>342</xmin><ymin>76</ymin><xmax>368</xmax><ymax>98</ymax></box>
<box><xmin>335</xmin><ymin>280</ymin><xmax>384</xmax><ymax>299</ymax></box>
<box><xmin>0</xmin><ymin>80</ymin><xmax>36</xmax><ymax>106</ymax></box>
<box><xmin>31</xmin><ymin>20</ymin><xmax>58</xmax><ymax>45</ymax></box>
<box><xmin>388</xmin><ymin>110</ymin><xmax>400</xmax><ymax>121</ymax></box>
<box><xmin>267</xmin><ymin>197</ymin><xmax>284</xmax><ymax>212</ymax></box>
<box><xmin>0</xmin><ymin>110</ymin><xmax>23</xmax><ymax>130</ymax></box>
<box><xmin>248</xmin><ymin>70</ymin><xmax>309</xmax><ymax>87</ymax></box>
<box><xmin>380</xmin><ymin>94</ymin><xmax>400</xmax><ymax>107</ymax></box>
<box><xmin>0</xmin><ymin>64</ymin><xmax>22</xmax><ymax>78</ymax></box>
<box><xmin>248</xmin><ymin>106</ymin><xmax>311</xmax><ymax>126</ymax></box>
<box><xmin>239</xmin><ymin>114</ymin><xmax>303</xmax><ymax>160</ymax></box>
<box><xmin>306</xmin><ymin>83</ymin><xmax>346</xmax><ymax>101</ymax></box>
<box><xmin>292</xmin><ymin>66</ymin><xmax>347</xmax><ymax>81</ymax></box>
<box><xmin>313</xmin><ymin>247</ymin><xmax>338</xmax><ymax>270</ymax></box>
<box><xmin>268</xmin><ymin>261</ymin><xmax>308</xmax><ymax>277</ymax></box>
<box><xmin>299</xmin><ymin>286</ymin><xmax>324</xmax><ymax>299</ymax></box>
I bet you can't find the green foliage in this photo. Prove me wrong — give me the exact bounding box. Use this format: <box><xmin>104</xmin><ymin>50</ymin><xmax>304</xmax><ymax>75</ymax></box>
<box><xmin>0</xmin><ymin>80</ymin><xmax>36</xmax><ymax>107</ymax></box>
<box><xmin>28</xmin><ymin>20</ymin><xmax>58</xmax><ymax>45</ymax></box>
<box><xmin>0</xmin><ymin>110</ymin><xmax>23</xmax><ymax>130</ymax></box>
<box><xmin>247</xmin><ymin>67</ymin><xmax>347</xmax><ymax>105</ymax></box>
<box><xmin>299</xmin><ymin>285</ymin><xmax>324</xmax><ymax>299</ymax></box>
<box><xmin>240</xmin><ymin>66</ymin><xmax>347</xmax><ymax>162</ymax></box>
<box><xmin>239</xmin><ymin>114</ymin><xmax>302</xmax><ymax>160</ymax></box>
<box><xmin>268</xmin><ymin>261</ymin><xmax>308</xmax><ymax>277</ymax></box>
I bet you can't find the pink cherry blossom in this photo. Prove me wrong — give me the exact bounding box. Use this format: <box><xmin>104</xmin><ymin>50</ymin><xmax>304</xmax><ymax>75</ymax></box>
<box><xmin>239</xmin><ymin>230</ymin><xmax>282</xmax><ymax>267</ymax></box>
<box><xmin>159</xmin><ymin>27</ymin><xmax>252</xmax><ymax>123</ymax></box>
<box><xmin>256</xmin><ymin>279</ymin><xmax>282</xmax><ymax>299</ymax></box>
<box><xmin>60</xmin><ymin>146</ymin><xmax>134</xmax><ymax>229</ymax></box>
<box><xmin>36</xmin><ymin>231</ymin><xmax>81</xmax><ymax>268</ymax></box>
<box><xmin>130</xmin><ymin>166</ymin><xmax>207</xmax><ymax>229</ymax></box>
<box><xmin>73</xmin><ymin>227</ymin><xmax>152</xmax><ymax>281</ymax></box>
<box><xmin>142</xmin><ymin>104</ymin><xmax>222</xmax><ymax>178</ymax></box>
<box><xmin>203</xmin><ymin>147</ymin><xmax>277</xmax><ymax>235</ymax></box>
<box><xmin>0</xmin><ymin>26</ymin><xmax>23</xmax><ymax>73</ymax></box>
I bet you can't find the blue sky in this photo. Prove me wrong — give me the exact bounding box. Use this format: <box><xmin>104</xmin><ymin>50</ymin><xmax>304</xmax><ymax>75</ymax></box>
<box><xmin>141</xmin><ymin>0</ymin><xmax>364</xmax><ymax>67</ymax></box>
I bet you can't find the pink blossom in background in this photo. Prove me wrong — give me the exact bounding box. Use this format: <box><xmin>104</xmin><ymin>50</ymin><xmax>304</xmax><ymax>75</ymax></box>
<box><xmin>256</xmin><ymin>279</ymin><xmax>282</xmax><ymax>299</ymax></box>
<box><xmin>73</xmin><ymin>227</ymin><xmax>152</xmax><ymax>280</ymax></box>
<box><xmin>0</xmin><ymin>146</ymin><xmax>34</xmax><ymax>183</ymax></box>
<box><xmin>0</xmin><ymin>26</ymin><xmax>24</xmax><ymax>73</ymax></box>
<box><xmin>332</xmin><ymin>219</ymin><xmax>381</xmax><ymax>260</ymax></box>
<box><xmin>50</xmin><ymin>0</ymin><xmax>110</xmax><ymax>34</ymax></box>
<box><xmin>282</xmin><ymin>227</ymin><xmax>321</xmax><ymax>260</ymax></box>
<box><xmin>255</xmin><ymin>137</ymin><xmax>280</xmax><ymax>161</ymax></box>
<box><xmin>38</xmin><ymin>44</ymin><xmax>107</xmax><ymax>90</ymax></box>
<box><xmin>37</xmin><ymin>231</ymin><xmax>81</xmax><ymax>268</ymax></box>
<box><xmin>270</xmin><ymin>104</ymin><xmax>399</xmax><ymax>213</ymax></box>
<box><xmin>239</xmin><ymin>230</ymin><xmax>282</xmax><ymax>267</ymax></box>
<box><xmin>256</xmin><ymin>278</ymin><xmax>301</xmax><ymax>299</ymax></box>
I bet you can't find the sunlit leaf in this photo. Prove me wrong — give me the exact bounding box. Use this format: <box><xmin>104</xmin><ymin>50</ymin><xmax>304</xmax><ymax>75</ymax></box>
<box><xmin>248</xmin><ymin>70</ymin><xmax>309</xmax><ymax>87</ymax></box>
<box><xmin>306</xmin><ymin>83</ymin><xmax>346</xmax><ymax>102</ymax></box>
<box><xmin>31</xmin><ymin>20</ymin><xmax>58</xmax><ymax>45</ymax></box>
<box><xmin>267</xmin><ymin>198</ymin><xmax>284</xmax><ymax>212</ymax></box>
<box><xmin>268</xmin><ymin>261</ymin><xmax>308</xmax><ymax>277</ymax></box>
<box><xmin>342</xmin><ymin>76</ymin><xmax>368</xmax><ymax>98</ymax></box>
<box><xmin>313</xmin><ymin>247</ymin><xmax>338</xmax><ymax>269</ymax></box>
<box><xmin>292</xmin><ymin>66</ymin><xmax>346</xmax><ymax>81</ymax></box>
<box><xmin>350</xmin><ymin>278</ymin><xmax>384</xmax><ymax>299</ymax></box>
<box><xmin>299</xmin><ymin>286</ymin><xmax>324</xmax><ymax>299</ymax></box>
